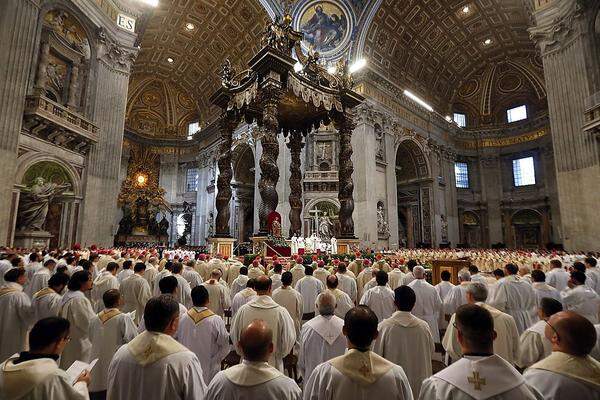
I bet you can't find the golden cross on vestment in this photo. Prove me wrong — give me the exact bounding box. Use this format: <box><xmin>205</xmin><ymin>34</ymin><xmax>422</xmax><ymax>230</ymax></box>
<box><xmin>467</xmin><ymin>371</ymin><xmax>486</xmax><ymax>391</ymax></box>
<box><xmin>358</xmin><ymin>364</ymin><xmax>370</xmax><ymax>376</ymax></box>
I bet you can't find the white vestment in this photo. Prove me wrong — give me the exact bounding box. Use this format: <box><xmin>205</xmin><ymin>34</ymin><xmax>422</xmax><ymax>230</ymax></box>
<box><xmin>374</xmin><ymin>311</ymin><xmax>434</xmax><ymax>399</ymax></box>
<box><xmin>489</xmin><ymin>275</ymin><xmax>536</xmax><ymax>334</ymax></box>
<box><xmin>356</xmin><ymin>267</ymin><xmax>375</xmax><ymax>300</ymax></box>
<box><xmin>230</xmin><ymin>275</ymin><xmax>249</xmax><ymax>299</ymax></box>
<box><xmin>201</xmin><ymin>280</ymin><xmax>231</xmax><ymax>318</ymax></box>
<box><xmin>58</xmin><ymin>290</ymin><xmax>96</xmax><ymax>369</ymax></box>
<box><xmin>182</xmin><ymin>267</ymin><xmax>203</xmax><ymax>289</ymax></box>
<box><xmin>0</xmin><ymin>260</ymin><xmax>12</xmax><ymax>286</ymax></box>
<box><xmin>248</xmin><ymin>266</ymin><xmax>266</xmax><ymax>280</ymax></box>
<box><xmin>315</xmin><ymin>289</ymin><xmax>353</xmax><ymax>319</ymax></box>
<box><xmin>586</xmin><ymin>267</ymin><xmax>600</xmax><ymax>295</ymax></box>
<box><xmin>435</xmin><ymin>281</ymin><xmax>454</xmax><ymax>302</ymax></box>
<box><xmin>138</xmin><ymin>303</ymin><xmax>188</xmax><ymax>334</ymax></box>
<box><xmin>143</xmin><ymin>265</ymin><xmax>158</xmax><ymax>291</ymax></box>
<box><xmin>336</xmin><ymin>272</ymin><xmax>358</xmax><ymax>303</ymax></box>
<box><xmin>177</xmin><ymin>306</ymin><xmax>230</xmax><ymax>384</ymax></box>
<box><xmin>206</xmin><ymin>360</ymin><xmax>301</xmax><ymax>400</ymax></box>
<box><xmin>231</xmin><ymin>288</ymin><xmax>257</xmax><ymax>316</ymax></box>
<box><xmin>92</xmin><ymin>271</ymin><xmax>119</xmax><ymax>312</ymax></box>
<box><xmin>546</xmin><ymin>268</ymin><xmax>570</xmax><ymax>291</ymax></box>
<box><xmin>443</xmin><ymin>302</ymin><xmax>519</xmax><ymax>365</ymax></box>
<box><xmin>230</xmin><ymin>295</ymin><xmax>296</xmax><ymax>371</ymax></box>
<box><xmin>0</xmin><ymin>355</ymin><xmax>89</xmax><ymax>400</ymax></box>
<box><xmin>313</xmin><ymin>268</ymin><xmax>330</xmax><ymax>285</ymax></box>
<box><xmin>120</xmin><ymin>274</ymin><xmax>151</xmax><ymax>324</ymax></box>
<box><xmin>524</xmin><ymin>351</ymin><xmax>600</xmax><ymax>400</ymax></box>
<box><xmin>271</xmin><ymin>273</ymin><xmax>283</xmax><ymax>291</ymax></box>
<box><xmin>593</xmin><ymin>324</ymin><xmax>600</xmax><ymax>361</ymax></box>
<box><xmin>272</xmin><ymin>287</ymin><xmax>304</xmax><ymax>334</ymax></box>
<box><xmin>88</xmin><ymin>309</ymin><xmax>137</xmax><ymax>392</ymax></box>
<box><xmin>531</xmin><ymin>282</ymin><xmax>562</xmax><ymax>307</ymax></box>
<box><xmin>402</xmin><ymin>272</ymin><xmax>416</xmax><ymax>286</ymax></box>
<box><xmin>561</xmin><ymin>285</ymin><xmax>600</xmax><ymax>324</ymax></box>
<box><xmin>304</xmin><ymin>349</ymin><xmax>413</xmax><ymax>400</ymax></box>
<box><xmin>26</xmin><ymin>267</ymin><xmax>51</xmax><ymax>298</ymax></box>
<box><xmin>107</xmin><ymin>331</ymin><xmax>207</xmax><ymax>400</ymax></box>
<box><xmin>290</xmin><ymin>265</ymin><xmax>305</xmax><ymax>287</ymax></box>
<box><xmin>31</xmin><ymin>287</ymin><xmax>62</xmax><ymax>321</ymax></box>
<box><xmin>0</xmin><ymin>283</ymin><xmax>32</xmax><ymax>362</ymax></box>
<box><xmin>152</xmin><ymin>269</ymin><xmax>172</xmax><ymax>296</ymax></box>
<box><xmin>226</xmin><ymin>263</ymin><xmax>242</xmax><ymax>287</ymax></box>
<box><xmin>360</xmin><ymin>285</ymin><xmax>396</xmax><ymax>322</ymax></box>
<box><xmin>295</xmin><ymin>276</ymin><xmax>325</xmax><ymax>315</ymax></box>
<box><xmin>443</xmin><ymin>283</ymin><xmax>469</xmax><ymax>317</ymax></box>
<box><xmin>116</xmin><ymin>269</ymin><xmax>133</xmax><ymax>284</ymax></box>
<box><xmin>389</xmin><ymin>269</ymin><xmax>405</xmax><ymax>290</ymax></box>
<box><xmin>174</xmin><ymin>274</ymin><xmax>193</xmax><ymax>308</ymax></box>
<box><xmin>517</xmin><ymin>320</ymin><xmax>552</xmax><ymax>369</ymax></box>
<box><xmin>420</xmin><ymin>355</ymin><xmax>543</xmax><ymax>400</ymax></box>
<box><xmin>298</xmin><ymin>315</ymin><xmax>346</xmax><ymax>380</ymax></box>
<box><xmin>407</xmin><ymin>279</ymin><xmax>443</xmax><ymax>342</ymax></box>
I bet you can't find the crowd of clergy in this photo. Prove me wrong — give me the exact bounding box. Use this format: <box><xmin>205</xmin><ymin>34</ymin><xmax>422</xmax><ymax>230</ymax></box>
<box><xmin>0</xmin><ymin>246</ymin><xmax>599</xmax><ymax>400</ymax></box>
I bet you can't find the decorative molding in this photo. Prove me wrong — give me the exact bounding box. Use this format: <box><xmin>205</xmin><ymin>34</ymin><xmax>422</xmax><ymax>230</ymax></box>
<box><xmin>456</xmin><ymin>128</ymin><xmax>549</xmax><ymax>149</ymax></box>
<box><xmin>96</xmin><ymin>27</ymin><xmax>138</xmax><ymax>74</ymax></box>
<box><xmin>529</xmin><ymin>0</ymin><xmax>584</xmax><ymax>54</ymax></box>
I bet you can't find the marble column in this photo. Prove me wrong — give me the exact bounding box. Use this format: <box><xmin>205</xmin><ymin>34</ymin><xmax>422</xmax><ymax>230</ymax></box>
<box><xmin>215</xmin><ymin>115</ymin><xmax>237</xmax><ymax>237</ymax></box>
<box><xmin>258</xmin><ymin>93</ymin><xmax>280</xmax><ymax>234</ymax></box>
<box><xmin>287</xmin><ymin>132</ymin><xmax>304</xmax><ymax>237</ymax></box>
<box><xmin>530</xmin><ymin>0</ymin><xmax>600</xmax><ymax>250</ymax></box>
<box><xmin>80</xmin><ymin>33</ymin><xmax>137</xmax><ymax>247</ymax></box>
<box><xmin>334</xmin><ymin>110</ymin><xmax>357</xmax><ymax>239</ymax></box>
<box><xmin>0</xmin><ymin>0</ymin><xmax>40</xmax><ymax>245</ymax></box>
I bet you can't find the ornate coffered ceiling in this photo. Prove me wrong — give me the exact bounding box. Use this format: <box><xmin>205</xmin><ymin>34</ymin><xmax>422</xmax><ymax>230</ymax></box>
<box><xmin>130</xmin><ymin>0</ymin><xmax>270</xmax><ymax>128</ymax></box>
<box><xmin>362</xmin><ymin>0</ymin><xmax>537</xmax><ymax>113</ymax></box>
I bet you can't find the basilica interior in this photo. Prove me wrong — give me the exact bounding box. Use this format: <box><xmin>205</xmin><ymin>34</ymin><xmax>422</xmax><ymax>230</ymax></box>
<box><xmin>1</xmin><ymin>0</ymin><xmax>599</xmax><ymax>252</ymax></box>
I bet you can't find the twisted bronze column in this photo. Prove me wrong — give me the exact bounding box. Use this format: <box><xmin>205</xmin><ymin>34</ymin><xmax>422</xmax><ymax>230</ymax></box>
<box><xmin>287</xmin><ymin>132</ymin><xmax>304</xmax><ymax>237</ymax></box>
<box><xmin>215</xmin><ymin>114</ymin><xmax>238</xmax><ymax>237</ymax></box>
<box><xmin>334</xmin><ymin>110</ymin><xmax>357</xmax><ymax>238</ymax></box>
<box><xmin>258</xmin><ymin>93</ymin><xmax>280</xmax><ymax>234</ymax></box>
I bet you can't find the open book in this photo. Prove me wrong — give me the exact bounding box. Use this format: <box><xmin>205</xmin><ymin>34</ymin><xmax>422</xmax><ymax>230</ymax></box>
<box><xmin>66</xmin><ymin>358</ymin><xmax>98</xmax><ymax>385</ymax></box>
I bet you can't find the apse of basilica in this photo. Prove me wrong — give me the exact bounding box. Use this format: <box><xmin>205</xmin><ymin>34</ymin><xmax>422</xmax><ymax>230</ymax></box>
<box><xmin>1</xmin><ymin>0</ymin><xmax>599</xmax><ymax>252</ymax></box>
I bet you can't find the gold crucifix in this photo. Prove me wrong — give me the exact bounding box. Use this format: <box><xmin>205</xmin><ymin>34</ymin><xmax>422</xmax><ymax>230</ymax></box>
<box><xmin>467</xmin><ymin>371</ymin><xmax>486</xmax><ymax>391</ymax></box>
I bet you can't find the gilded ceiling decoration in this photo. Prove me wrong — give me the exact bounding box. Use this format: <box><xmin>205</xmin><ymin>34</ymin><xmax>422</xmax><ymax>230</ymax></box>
<box><xmin>125</xmin><ymin>75</ymin><xmax>199</xmax><ymax>139</ymax></box>
<box><xmin>130</xmin><ymin>0</ymin><xmax>270</xmax><ymax>124</ymax></box>
<box><xmin>363</xmin><ymin>0</ymin><xmax>536</xmax><ymax>112</ymax></box>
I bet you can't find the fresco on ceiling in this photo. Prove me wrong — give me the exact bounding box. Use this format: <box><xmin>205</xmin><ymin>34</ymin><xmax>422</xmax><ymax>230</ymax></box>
<box><xmin>299</xmin><ymin>1</ymin><xmax>348</xmax><ymax>53</ymax></box>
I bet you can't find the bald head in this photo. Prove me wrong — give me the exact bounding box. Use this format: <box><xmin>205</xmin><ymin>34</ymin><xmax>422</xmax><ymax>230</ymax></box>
<box><xmin>239</xmin><ymin>320</ymin><xmax>273</xmax><ymax>362</ymax></box>
<box><xmin>254</xmin><ymin>275</ymin><xmax>272</xmax><ymax>294</ymax></box>
<box><xmin>413</xmin><ymin>266</ymin><xmax>425</xmax><ymax>279</ymax></box>
<box><xmin>317</xmin><ymin>292</ymin><xmax>336</xmax><ymax>316</ymax></box>
<box><xmin>546</xmin><ymin>311</ymin><xmax>597</xmax><ymax>357</ymax></box>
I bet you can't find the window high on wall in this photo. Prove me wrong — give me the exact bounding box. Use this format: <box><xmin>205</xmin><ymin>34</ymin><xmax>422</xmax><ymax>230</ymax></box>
<box><xmin>513</xmin><ymin>157</ymin><xmax>536</xmax><ymax>186</ymax></box>
<box><xmin>507</xmin><ymin>105</ymin><xmax>527</xmax><ymax>123</ymax></box>
<box><xmin>186</xmin><ymin>168</ymin><xmax>198</xmax><ymax>192</ymax></box>
<box><xmin>187</xmin><ymin>121</ymin><xmax>199</xmax><ymax>140</ymax></box>
<box><xmin>453</xmin><ymin>112</ymin><xmax>466</xmax><ymax>128</ymax></box>
<box><xmin>454</xmin><ymin>162</ymin><xmax>469</xmax><ymax>188</ymax></box>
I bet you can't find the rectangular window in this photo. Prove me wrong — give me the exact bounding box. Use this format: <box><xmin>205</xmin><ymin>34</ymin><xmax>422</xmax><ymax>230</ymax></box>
<box><xmin>453</xmin><ymin>112</ymin><xmax>466</xmax><ymax>128</ymax></box>
<box><xmin>187</xmin><ymin>121</ymin><xmax>199</xmax><ymax>140</ymax></box>
<box><xmin>513</xmin><ymin>157</ymin><xmax>536</xmax><ymax>186</ymax></box>
<box><xmin>507</xmin><ymin>105</ymin><xmax>527</xmax><ymax>123</ymax></box>
<box><xmin>454</xmin><ymin>162</ymin><xmax>469</xmax><ymax>188</ymax></box>
<box><xmin>186</xmin><ymin>168</ymin><xmax>199</xmax><ymax>192</ymax></box>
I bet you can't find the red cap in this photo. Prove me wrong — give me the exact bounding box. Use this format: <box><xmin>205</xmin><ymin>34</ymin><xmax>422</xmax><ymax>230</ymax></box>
<box><xmin>312</xmin><ymin>255</ymin><xmax>318</xmax><ymax>261</ymax></box>
<box><xmin>252</xmin><ymin>260</ymin><xmax>259</xmax><ymax>267</ymax></box>
<box><xmin>223</xmin><ymin>255</ymin><xmax>229</xmax><ymax>260</ymax></box>
<box><xmin>296</xmin><ymin>256</ymin><xmax>303</xmax><ymax>263</ymax></box>
<box><xmin>272</xmin><ymin>255</ymin><xmax>278</xmax><ymax>260</ymax></box>
<box><xmin>376</xmin><ymin>254</ymin><xmax>382</xmax><ymax>260</ymax></box>
<box><xmin>364</xmin><ymin>259</ymin><xmax>371</xmax><ymax>266</ymax></box>
<box><xmin>333</xmin><ymin>259</ymin><xmax>340</xmax><ymax>265</ymax></box>
<box><xmin>318</xmin><ymin>260</ymin><xmax>325</xmax><ymax>267</ymax></box>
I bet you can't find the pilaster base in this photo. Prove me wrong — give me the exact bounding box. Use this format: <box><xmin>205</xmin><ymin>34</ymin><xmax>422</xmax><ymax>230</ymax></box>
<box><xmin>208</xmin><ymin>237</ymin><xmax>236</xmax><ymax>258</ymax></box>
<box><xmin>14</xmin><ymin>230</ymin><xmax>53</xmax><ymax>249</ymax></box>
<box><xmin>336</xmin><ymin>238</ymin><xmax>360</xmax><ymax>255</ymax></box>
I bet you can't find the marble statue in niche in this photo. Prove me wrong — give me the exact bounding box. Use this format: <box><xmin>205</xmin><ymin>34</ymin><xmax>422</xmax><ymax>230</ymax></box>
<box><xmin>377</xmin><ymin>201</ymin><xmax>390</xmax><ymax>238</ymax></box>
<box><xmin>17</xmin><ymin>177</ymin><xmax>70</xmax><ymax>231</ymax></box>
<box><xmin>375</xmin><ymin>124</ymin><xmax>385</xmax><ymax>162</ymax></box>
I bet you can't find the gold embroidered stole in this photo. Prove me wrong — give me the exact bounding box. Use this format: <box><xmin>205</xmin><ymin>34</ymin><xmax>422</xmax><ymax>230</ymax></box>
<box><xmin>187</xmin><ymin>308</ymin><xmax>215</xmax><ymax>324</ymax></box>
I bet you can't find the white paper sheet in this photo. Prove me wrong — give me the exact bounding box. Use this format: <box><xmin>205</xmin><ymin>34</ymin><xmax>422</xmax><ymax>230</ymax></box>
<box><xmin>66</xmin><ymin>358</ymin><xmax>98</xmax><ymax>384</ymax></box>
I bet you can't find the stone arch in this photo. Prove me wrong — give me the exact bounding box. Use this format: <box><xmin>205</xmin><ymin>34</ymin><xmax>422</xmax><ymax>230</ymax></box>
<box><xmin>511</xmin><ymin>209</ymin><xmax>543</xmax><ymax>249</ymax></box>
<box><xmin>303</xmin><ymin>198</ymin><xmax>340</xmax><ymax>238</ymax></box>
<box><xmin>395</xmin><ymin>138</ymin><xmax>430</xmax><ymax>181</ymax></box>
<box><xmin>15</xmin><ymin>153</ymin><xmax>82</xmax><ymax>197</ymax></box>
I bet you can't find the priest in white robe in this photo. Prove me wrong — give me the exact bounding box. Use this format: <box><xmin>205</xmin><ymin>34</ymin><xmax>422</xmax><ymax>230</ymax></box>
<box><xmin>304</xmin><ymin>306</ymin><xmax>413</xmax><ymax>400</ymax></box>
<box><xmin>88</xmin><ymin>289</ymin><xmax>137</xmax><ymax>397</ymax></box>
<box><xmin>530</xmin><ymin>270</ymin><xmax>562</xmax><ymax>307</ymax></box>
<box><xmin>374</xmin><ymin>285</ymin><xmax>434</xmax><ymax>399</ymax></box>
<box><xmin>468</xmin><ymin>265</ymin><xmax>487</xmax><ymax>284</ymax></box>
<box><xmin>138</xmin><ymin>276</ymin><xmax>189</xmax><ymax>334</ymax></box>
<box><xmin>107</xmin><ymin>295</ymin><xmax>207</xmax><ymax>399</ymax></box>
<box><xmin>524</xmin><ymin>311</ymin><xmax>600</xmax><ymax>399</ymax></box>
<box><xmin>561</xmin><ymin>271</ymin><xmax>600</xmax><ymax>324</ymax></box>
<box><xmin>230</xmin><ymin>267</ymin><xmax>250</xmax><ymax>299</ymax></box>
<box><xmin>443</xmin><ymin>282</ymin><xmax>519</xmax><ymax>365</ymax></box>
<box><xmin>518</xmin><ymin>297</ymin><xmax>563</xmax><ymax>368</ymax></box>
<box><xmin>584</xmin><ymin>257</ymin><xmax>600</xmax><ymax>295</ymax></box>
<box><xmin>408</xmin><ymin>266</ymin><xmax>443</xmax><ymax>342</ymax></box>
<box><xmin>315</xmin><ymin>274</ymin><xmax>354</xmax><ymax>319</ymax></box>
<box><xmin>231</xmin><ymin>276</ymin><xmax>296</xmax><ymax>372</ymax></box>
<box><xmin>177</xmin><ymin>286</ymin><xmax>230</xmax><ymax>385</ymax></box>
<box><xmin>270</xmin><ymin>263</ymin><xmax>283</xmax><ymax>291</ymax></box>
<box><xmin>172</xmin><ymin>262</ymin><xmax>193</xmax><ymax>308</ymax></box>
<box><xmin>201</xmin><ymin>269</ymin><xmax>231</xmax><ymax>318</ymax></box>
<box><xmin>388</xmin><ymin>264</ymin><xmax>405</xmax><ymax>290</ymax></box>
<box><xmin>420</xmin><ymin>304</ymin><xmax>543</xmax><ymax>400</ymax></box>
<box><xmin>360</xmin><ymin>270</ymin><xmax>396</xmax><ymax>322</ymax></box>
<box><xmin>313</xmin><ymin>260</ymin><xmax>330</xmax><ymax>285</ymax></box>
<box><xmin>58</xmin><ymin>271</ymin><xmax>96</xmax><ymax>369</ymax></box>
<box><xmin>335</xmin><ymin>263</ymin><xmax>357</xmax><ymax>303</ymax></box>
<box><xmin>0</xmin><ymin>268</ymin><xmax>33</xmax><ymax>362</ymax></box>
<box><xmin>206</xmin><ymin>320</ymin><xmax>301</xmax><ymax>400</ymax></box>
<box><xmin>32</xmin><ymin>272</ymin><xmax>69</xmax><ymax>321</ymax></box>
<box><xmin>91</xmin><ymin>262</ymin><xmax>119</xmax><ymax>312</ymax></box>
<box><xmin>182</xmin><ymin>260</ymin><xmax>203</xmax><ymax>289</ymax></box>
<box><xmin>434</xmin><ymin>270</ymin><xmax>454</xmax><ymax>302</ymax></box>
<box><xmin>546</xmin><ymin>259</ymin><xmax>570</xmax><ymax>291</ymax></box>
<box><xmin>26</xmin><ymin>259</ymin><xmax>56</xmax><ymax>298</ymax></box>
<box><xmin>489</xmin><ymin>264</ymin><xmax>536</xmax><ymax>334</ymax></box>
<box><xmin>289</xmin><ymin>259</ymin><xmax>305</xmax><ymax>287</ymax></box>
<box><xmin>120</xmin><ymin>262</ymin><xmax>152</xmax><ymax>324</ymax></box>
<box><xmin>0</xmin><ymin>317</ymin><xmax>90</xmax><ymax>400</ymax></box>
<box><xmin>153</xmin><ymin>261</ymin><xmax>173</xmax><ymax>296</ymax></box>
<box><xmin>272</xmin><ymin>272</ymin><xmax>304</xmax><ymax>335</ymax></box>
<box><xmin>295</xmin><ymin>265</ymin><xmax>324</xmax><ymax>321</ymax></box>
<box><xmin>231</xmin><ymin>279</ymin><xmax>257</xmax><ymax>316</ymax></box>
<box><xmin>298</xmin><ymin>292</ymin><xmax>346</xmax><ymax>380</ymax></box>
<box><xmin>442</xmin><ymin>269</ymin><xmax>471</xmax><ymax>317</ymax></box>
<box><xmin>143</xmin><ymin>257</ymin><xmax>159</xmax><ymax>291</ymax></box>
<box><xmin>116</xmin><ymin>260</ymin><xmax>134</xmax><ymax>284</ymax></box>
